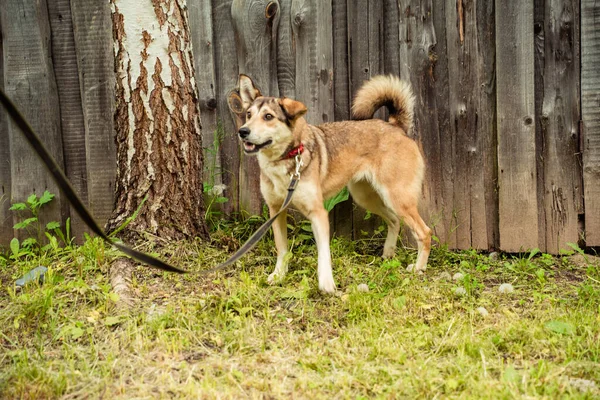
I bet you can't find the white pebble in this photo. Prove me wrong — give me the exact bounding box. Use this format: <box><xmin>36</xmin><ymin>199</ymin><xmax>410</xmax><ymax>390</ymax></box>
<box><xmin>357</xmin><ymin>283</ymin><xmax>369</xmax><ymax>293</ymax></box>
<box><xmin>498</xmin><ymin>283</ymin><xmax>514</xmax><ymax>294</ymax></box>
<box><xmin>438</xmin><ymin>272</ymin><xmax>452</xmax><ymax>281</ymax></box>
<box><xmin>453</xmin><ymin>287</ymin><xmax>467</xmax><ymax>296</ymax></box>
<box><xmin>476</xmin><ymin>307</ymin><xmax>489</xmax><ymax>317</ymax></box>
<box><xmin>489</xmin><ymin>252</ymin><xmax>499</xmax><ymax>261</ymax></box>
<box><xmin>569</xmin><ymin>378</ymin><xmax>598</xmax><ymax>393</ymax></box>
<box><xmin>453</xmin><ymin>272</ymin><xmax>465</xmax><ymax>281</ymax></box>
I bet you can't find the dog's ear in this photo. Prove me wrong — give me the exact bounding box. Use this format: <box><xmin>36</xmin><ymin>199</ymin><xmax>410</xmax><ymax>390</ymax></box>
<box><xmin>238</xmin><ymin>74</ymin><xmax>262</xmax><ymax>108</ymax></box>
<box><xmin>227</xmin><ymin>90</ymin><xmax>246</xmax><ymax>129</ymax></box>
<box><xmin>279</xmin><ymin>98</ymin><xmax>307</xmax><ymax>121</ymax></box>
<box><xmin>227</xmin><ymin>91</ymin><xmax>245</xmax><ymax>115</ymax></box>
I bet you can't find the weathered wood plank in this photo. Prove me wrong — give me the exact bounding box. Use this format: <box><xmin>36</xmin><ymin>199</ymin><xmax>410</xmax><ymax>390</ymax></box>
<box><xmin>47</xmin><ymin>0</ymin><xmax>88</xmax><ymax>241</ymax></box>
<box><xmin>277</xmin><ymin>0</ymin><xmax>296</xmax><ymax>98</ymax></box>
<box><xmin>0</xmin><ymin>31</ymin><xmax>12</xmax><ymax>245</ymax></box>
<box><xmin>383</xmin><ymin>0</ymin><xmax>400</xmax><ymax>76</ymax></box>
<box><xmin>538</xmin><ymin>0</ymin><xmax>582</xmax><ymax>252</ymax></box>
<box><xmin>476</xmin><ymin>0</ymin><xmax>499</xmax><ymax>250</ymax></box>
<box><xmin>495</xmin><ymin>0</ymin><xmax>539</xmax><ymax>251</ymax></box>
<box><xmin>231</xmin><ymin>0</ymin><xmax>281</xmax><ymax>215</ymax></box>
<box><xmin>291</xmin><ymin>0</ymin><xmax>334</xmax><ymax>124</ymax></box>
<box><xmin>582</xmin><ymin>0</ymin><xmax>600</xmax><ymax>246</ymax></box>
<box><xmin>347</xmin><ymin>0</ymin><xmax>384</xmax><ymax>237</ymax></box>
<box><xmin>2</xmin><ymin>0</ymin><xmax>66</xmax><ymax>236</ymax></box>
<box><xmin>399</xmin><ymin>0</ymin><xmax>453</xmax><ymax>247</ymax></box>
<box><xmin>188</xmin><ymin>0</ymin><xmax>221</xmax><ymax>191</ymax></box>
<box><xmin>331</xmin><ymin>0</ymin><xmax>353</xmax><ymax>237</ymax></box>
<box><xmin>445</xmin><ymin>0</ymin><xmax>497</xmax><ymax>250</ymax></box>
<box><xmin>70</xmin><ymin>0</ymin><xmax>116</xmax><ymax>229</ymax></box>
<box><xmin>212</xmin><ymin>0</ymin><xmax>241</xmax><ymax>215</ymax></box>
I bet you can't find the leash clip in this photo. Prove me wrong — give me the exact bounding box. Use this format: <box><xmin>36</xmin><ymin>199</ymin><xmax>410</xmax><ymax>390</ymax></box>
<box><xmin>292</xmin><ymin>153</ymin><xmax>303</xmax><ymax>179</ymax></box>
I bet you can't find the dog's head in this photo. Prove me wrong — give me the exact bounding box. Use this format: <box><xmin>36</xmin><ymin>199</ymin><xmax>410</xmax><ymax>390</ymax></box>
<box><xmin>227</xmin><ymin>75</ymin><xmax>307</xmax><ymax>158</ymax></box>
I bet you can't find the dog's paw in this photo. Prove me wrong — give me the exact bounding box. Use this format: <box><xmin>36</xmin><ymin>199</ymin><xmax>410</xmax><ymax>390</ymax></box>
<box><xmin>318</xmin><ymin>277</ymin><xmax>337</xmax><ymax>294</ymax></box>
<box><xmin>267</xmin><ymin>272</ymin><xmax>284</xmax><ymax>285</ymax></box>
<box><xmin>382</xmin><ymin>247</ymin><xmax>396</xmax><ymax>259</ymax></box>
<box><xmin>406</xmin><ymin>263</ymin><xmax>425</xmax><ymax>275</ymax></box>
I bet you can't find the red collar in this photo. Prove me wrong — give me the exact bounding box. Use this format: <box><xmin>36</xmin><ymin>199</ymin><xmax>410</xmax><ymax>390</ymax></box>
<box><xmin>282</xmin><ymin>143</ymin><xmax>304</xmax><ymax>159</ymax></box>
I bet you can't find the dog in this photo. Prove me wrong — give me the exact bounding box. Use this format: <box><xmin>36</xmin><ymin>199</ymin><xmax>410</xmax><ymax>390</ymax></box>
<box><xmin>227</xmin><ymin>74</ymin><xmax>432</xmax><ymax>293</ymax></box>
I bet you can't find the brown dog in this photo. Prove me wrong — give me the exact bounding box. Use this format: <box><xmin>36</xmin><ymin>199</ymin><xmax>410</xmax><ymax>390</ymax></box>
<box><xmin>227</xmin><ymin>75</ymin><xmax>431</xmax><ymax>293</ymax></box>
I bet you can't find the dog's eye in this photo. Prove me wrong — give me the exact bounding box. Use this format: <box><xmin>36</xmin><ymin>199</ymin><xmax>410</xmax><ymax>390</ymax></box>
<box><xmin>264</xmin><ymin>113</ymin><xmax>273</xmax><ymax>121</ymax></box>
<box><xmin>246</xmin><ymin>111</ymin><xmax>252</xmax><ymax>119</ymax></box>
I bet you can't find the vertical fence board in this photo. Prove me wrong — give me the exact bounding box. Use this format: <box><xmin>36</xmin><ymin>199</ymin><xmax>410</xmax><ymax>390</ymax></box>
<box><xmin>539</xmin><ymin>0</ymin><xmax>582</xmax><ymax>252</ymax></box>
<box><xmin>277</xmin><ymin>0</ymin><xmax>296</xmax><ymax>98</ymax></box>
<box><xmin>348</xmin><ymin>0</ymin><xmax>384</xmax><ymax>237</ymax></box>
<box><xmin>2</xmin><ymin>0</ymin><xmax>66</xmax><ymax>236</ymax></box>
<box><xmin>582</xmin><ymin>0</ymin><xmax>600</xmax><ymax>246</ymax></box>
<box><xmin>495</xmin><ymin>0</ymin><xmax>539</xmax><ymax>251</ymax></box>
<box><xmin>383</xmin><ymin>0</ymin><xmax>400</xmax><ymax>76</ymax></box>
<box><xmin>291</xmin><ymin>0</ymin><xmax>334</xmax><ymax>125</ymax></box>
<box><xmin>212</xmin><ymin>0</ymin><xmax>241</xmax><ymax>215</ymax></box>
<box><xmin>188</xmin><ymin>0</ymin><xmax>221</xmax><ymax>191</ymax></box>
<box><xmin>445</xmin><ymin>0</ymin><xmax>496</xmax><ymax>250</ymax></box>
<box><xmin>70</xmin><ymin>0</ymin><xmax>116</xmax><ymax>229</ymax></box>
<box><xmin>231</xmin><ymin>0</ymin><xmax>280</xmax><ymax>215</ymax></box>
<box><xmin>331</xmin><ymin>0</ymin><xmax>353</xmax><ymax>237</ymax></box>
<box><xmin>399</xmin><ymin>0</ymin><xmax>453</xmax><ymax>247</ymax></box>
<box><xmin>0</xmin><ymin>27</ymin><xmax>12</xmax><ymax>245</ymax></box>
<box><xmin>476</xmin><ymin>0</ymin><xmax>499</xmax><ymax>250</ymax></box>
<box><xmin>47</xmin><ymin>0</ymin><xmax>88</xmax><ymax>241</ymax></box>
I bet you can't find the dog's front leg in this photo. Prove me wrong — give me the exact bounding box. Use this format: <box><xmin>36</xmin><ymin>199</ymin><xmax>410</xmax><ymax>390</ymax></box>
<box><xmin>267</xmin><ymin>206</ymin><xmax>289</xmax><ymax>284</ymax></box>
<box><xmin>309</xmin><ymin>207</ymin><xmax>336</xmax><ymax>293</ymax></box>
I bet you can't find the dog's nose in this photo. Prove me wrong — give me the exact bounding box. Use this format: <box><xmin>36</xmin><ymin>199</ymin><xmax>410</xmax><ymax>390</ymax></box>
<box><xmin>238</xmin><ymin>127</ymin><xmax>250</xmax><ymax>139</ymax></box>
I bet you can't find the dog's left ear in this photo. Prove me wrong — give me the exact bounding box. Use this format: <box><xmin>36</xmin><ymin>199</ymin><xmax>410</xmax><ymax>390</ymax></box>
<box><xmin>279</xmin><ymin>98</ymin><xmax>307</xmax><ymax>121</ymax></box>
<box><xmin>239</xmin><ymin>74</ymin><xmax>262</xmax><ymax>108</ymax></box>
<box><xmin>227</xmin><ymin>91</ymin><xmax>245</xmax><ymax>115</ymax></box>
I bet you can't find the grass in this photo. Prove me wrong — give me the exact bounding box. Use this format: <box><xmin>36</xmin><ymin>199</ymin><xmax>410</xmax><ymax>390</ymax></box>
<box><xmin>1</xmin><ymin>224</ymin><xmax>599</xmax><ymax>399</ymax></box>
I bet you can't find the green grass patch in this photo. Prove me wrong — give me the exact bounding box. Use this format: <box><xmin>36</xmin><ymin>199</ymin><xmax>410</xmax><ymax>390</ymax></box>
<box><xmin>1</xmin><ymin>231</ymin><xmax>599</xmax><ymax>398</ymax></box>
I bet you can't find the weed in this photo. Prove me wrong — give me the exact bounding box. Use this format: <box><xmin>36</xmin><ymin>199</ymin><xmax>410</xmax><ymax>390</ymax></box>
<box><xmin>4</xmin><ymin>191</ymin><xmax>71</xmax><ymax>262</ymax></box>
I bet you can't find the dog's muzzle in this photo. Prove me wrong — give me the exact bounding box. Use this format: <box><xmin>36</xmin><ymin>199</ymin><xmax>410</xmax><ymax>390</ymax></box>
<box><xmin>238</xmin><ymin>127</ymin><xmax>272</xmax><ymax>153</ymax></box>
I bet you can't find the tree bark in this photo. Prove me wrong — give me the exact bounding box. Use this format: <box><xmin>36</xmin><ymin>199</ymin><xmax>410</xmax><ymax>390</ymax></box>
<box><xmin>107</xmin><ymin>0</ymin><xmax>209</xmax><ymax>242</ymax></box>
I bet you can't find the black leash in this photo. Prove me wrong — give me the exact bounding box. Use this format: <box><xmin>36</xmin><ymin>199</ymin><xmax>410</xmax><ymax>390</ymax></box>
<box><xmin>0</xmin><ymin>89</ymin><xmax>185</xmax><ymax>273</ymax></box>
<box><xmin>0</xmin><ymin>88</ymin><xmax>301</xmax><ymax>276</ymax></box>
<box><xmin>205</xmin><ymin>158</ymin><xmax>302</xmax><ymax>274</ymax></box>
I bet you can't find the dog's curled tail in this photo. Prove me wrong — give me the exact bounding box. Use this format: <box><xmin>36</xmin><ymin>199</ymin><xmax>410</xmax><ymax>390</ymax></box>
<box><xmin>351</xmin><ymin>75</ymin><xmax>415</xmax><ymax>133</ymax></box>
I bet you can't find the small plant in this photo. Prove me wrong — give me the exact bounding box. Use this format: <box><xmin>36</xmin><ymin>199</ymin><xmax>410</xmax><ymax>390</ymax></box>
<box><xmin>203</xmin><ymin>123</ymin><xmax>230</xmax><ymax>228</ymax></box>
<box><xmin>8</xmin><ymin>190</ymin><xmax>69</xmax><ymax>256</ymax></box>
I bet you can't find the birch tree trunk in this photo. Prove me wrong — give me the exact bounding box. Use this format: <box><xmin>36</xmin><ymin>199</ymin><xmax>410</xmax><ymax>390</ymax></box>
<box><xmin>107</xmin><ymin>0</ymin><xmax>209</xmax><ymax>242</ymax></box>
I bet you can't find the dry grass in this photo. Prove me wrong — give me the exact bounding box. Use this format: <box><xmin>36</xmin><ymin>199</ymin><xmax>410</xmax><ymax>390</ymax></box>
<box><xmin>1</xmin><ymin>228</ymin><xmax>599</xmax><ymax>399</ymax></box>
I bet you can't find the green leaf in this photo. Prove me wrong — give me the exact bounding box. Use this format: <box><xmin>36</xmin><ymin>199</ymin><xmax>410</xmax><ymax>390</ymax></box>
<box><xmin>10</xmin><ymin>238</ymin><xmax>19</xmax><ymax>256</ymax></box>
<box><xmin>38</xmin><ymin>191</ymin><xmax>55</xmax><ymax>206</ymax></box>
<box><xmin>46</xmin><ymin>221</ymin><xmax>60</xmax><ymax>230</ymax></box>
<box><xmin>14</xmin><ymin>217</ymin><xmax>38</xmax><ymax>230</ymax></box>
<box><xmin>27</xmin><ymin>194</ymin><xmax>38</xmax><ymax>206</ymax></box>
<box><xmin>9</xmin><ymin>203</ymin><xmax>27</xmax><ymax>211</ymax></box>
<box><xmin>324</xmin><ymin>187</ymin><xmax>349</xmax><ymax>212</ymax></box>
<box><xmin>21</xmin><ymin>238</ymin><xmax>38</xmax><ymax>248</ymax></box>
<box><xmin>394</xmin><ymin>295</ymin><xmax>407</xmax><ymax>310</ymax></box>
<box><xmin>104</xmin><ymin>316</ymin><xmax>121</xmax><ymax>326</ymax></box>
<box><xmin>503</xmin><ymin>366</ymin><xmax>520</xmax><ymax>384</ymax></box>
<box><xmin>545</xmin><ymin>320</ymin><xmax>575</xmax><ymax>335</ymax></box>
<box><xmin>71</xmin><ymin>326</ymin><xmax>84</xmax><ymax>340</ymax></box>
<box><xmin>214</xmin><ymin>196</ymin><xmax>228</xmax><ymax>204</ymax></box>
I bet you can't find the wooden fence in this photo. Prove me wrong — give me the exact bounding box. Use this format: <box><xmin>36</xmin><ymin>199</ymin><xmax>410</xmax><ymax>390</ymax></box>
<box><xmin>0</xmin><ymin>0</ymin><xmax>599</xmax><ymax>254</ymax></box>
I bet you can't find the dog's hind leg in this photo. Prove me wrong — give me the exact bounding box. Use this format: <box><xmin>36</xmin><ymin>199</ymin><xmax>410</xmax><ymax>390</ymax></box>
<box><xmin>387</xmin><ymin>196</ymin><xmax>432</xmax><ymax>272</ymax></box>
<box><xmin>267</xmin><ymin>206</ymin><xmax>289</xmax><ymax>284</ymax></box>
<box><xmin>348</xmin><ymin>180</ymin><xmax>401</xmax><ymax>259</ymax></box>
